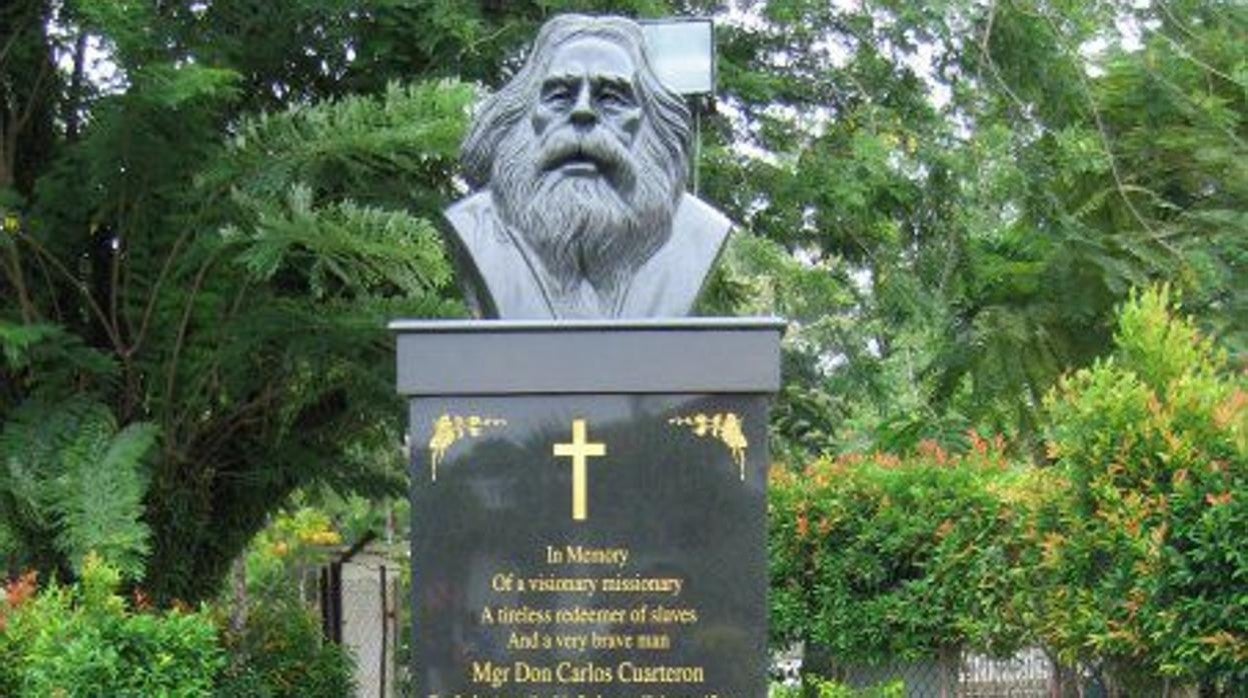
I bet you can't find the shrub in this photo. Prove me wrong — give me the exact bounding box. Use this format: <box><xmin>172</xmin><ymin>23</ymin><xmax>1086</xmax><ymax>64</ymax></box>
<box><xmin>769</xmin><ymin>436</ymin><xmax>1038</xmax><ymax>662</ymax></box>
<box><xmin>769</xmin><ymin>677</ymin><xmax>905</xmax><ymax>697</ymax></box>
<box><xmin>1033</xmin><ymin>285</ymin><xmax>1248</xmax><ymax>689</ymax></box>
<box><xmin>0</xmin><ymin>553</ymin><xmax>224</xmax><ymax>696</ymax></box>
<box><xmin>213</xmin><ymin>506</ymin><xmax>356</xmax><ymax>697</ymax></box>
<box><xmin>214</xmin><ymin>594</ymin><xmax>355</xmax><ymax>698</ymax></box>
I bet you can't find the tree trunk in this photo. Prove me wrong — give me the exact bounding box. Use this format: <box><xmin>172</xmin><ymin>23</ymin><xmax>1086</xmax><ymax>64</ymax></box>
<box><xmin>228</xmin><ymin>553</ymin><xmax>248</xmax><ymax>669</ymax></box>
<box><xmin>0</xmin><ymin>0</ymin><xmax>59</xmax><ymax>197</ymax></box>
<box><xmin>64</xmin><ymin>30</ymin><xmax>88</xmax><ymax>142</ymax></box>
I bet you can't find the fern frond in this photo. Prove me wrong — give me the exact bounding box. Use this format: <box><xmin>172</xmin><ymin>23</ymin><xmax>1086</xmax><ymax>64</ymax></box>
<box><xmin>0</xmin><ymin>321</ymin><xmax>116</xmax><ymax>382</ymax></box>
<box><xmin>224</xmin><ymin>184</ymin><xmax>452</xmax><ymax>297</ymax></box>
<box><xmin>52</xmin><ymin>417</ymin><xmax>157</xmax><ymax>580</ymax></box>
<box><xmin>0</xmin><ymin>397</ymin><xmax>102</xmax><ymax>530</ymax></box>
<box><xmin>0</xmin><ymin>396</ymin><xmax>155</xmax><ymax>578</ymax></box>
<box><xmin>0</xmin><ymin>322</ymin><xmax>62</xmax><ymax>370</ymax></box>
<box><xmin>201</xmin><ymin>80</ymin><xmax>474</xmax><ymax>206</ymax></box>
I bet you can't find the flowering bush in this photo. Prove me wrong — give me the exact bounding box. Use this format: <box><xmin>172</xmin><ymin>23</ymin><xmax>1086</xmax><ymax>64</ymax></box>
<box><xmin>770</xmin><ymin>434</ymin><xmax>1041</xmax><ymax>662</ymax></box>
<box><xmin>0</xmin><ymin>554</ymin><xmax>224</xmax><ymax>696</ymax></box>
<box><xmin>771</xmin><ymin>286</ymin><xmax>1246</xmax><ymax>692</ymax></box>
<box><xmin>1031</xmin><ymin>286</ymin><xmax>1248</xmax><ymax>688</ymax></box>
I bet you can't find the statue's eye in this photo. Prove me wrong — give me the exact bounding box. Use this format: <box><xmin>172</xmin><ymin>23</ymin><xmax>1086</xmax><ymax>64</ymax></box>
<box><xmin>542</xmin><ymin>85</ymin><xmax>574</xmax><ymax>107</ymax></box>
<box><xmin>597</xmin><ymin>86</ymin><xmax>633</xmax><ymax>109</ymax></box>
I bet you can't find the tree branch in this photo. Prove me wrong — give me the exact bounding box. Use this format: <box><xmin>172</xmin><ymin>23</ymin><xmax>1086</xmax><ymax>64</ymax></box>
<box><xmin>1035</xmin><ymin>10</ymin><xmax>1161</xmax><ymax>241</ymax></box>
<box><xmin>2</xmin><ymin>238</ymin><xmax>37</xmax><ymax>323</ymax></box>
<box><xmin>19</xmin><ymin>233</ymin><xmax>124</xmax><ymax>352</ymax></box>
<box><xmin>130</xmin><ymin>231</ymin><xmax>190</xmax><ymax>356</ymax></box>
<box><xmin>162</xmin><ymin>249</ymin><xmax>223</xmax><ymax>439</ymax></box>
<box><xmin>14</xmin><ymin>54</ymin><xmax>52</xmax><ymax>135</ymax></box>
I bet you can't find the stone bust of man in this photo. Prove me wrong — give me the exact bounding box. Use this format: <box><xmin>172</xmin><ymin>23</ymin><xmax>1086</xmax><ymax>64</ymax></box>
<box><xmin>444</xmin><ymin>14</ymin><xmax>733</xmax><ymax>319</ymax></box>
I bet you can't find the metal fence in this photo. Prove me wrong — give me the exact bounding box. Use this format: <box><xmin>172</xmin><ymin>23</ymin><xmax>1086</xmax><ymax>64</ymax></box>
<box><xmin>321</xmin><ymin>546</ymin><xmax>403</xmax><ymax>698</ymax></box>
<box><xmin>775</xmin><ymin>646</ymin><xmax>1205</xmax><ymax>698</ymax></box>
<box><xmin>776</xmin><ymin>645</ymin><xmax>1062</xmax><ymax>697</ymax></box>
<box><xmin>960</xmin><ymin>648</ymin><xmax>1052</xmax><ymax>697</ymax></box>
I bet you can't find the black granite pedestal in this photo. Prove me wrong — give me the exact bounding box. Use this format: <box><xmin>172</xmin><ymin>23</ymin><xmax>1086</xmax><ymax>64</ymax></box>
<box><xmin>392</xmin><ymin>319</ymin><xmax>784</xmax><ymax>698</ymax></box>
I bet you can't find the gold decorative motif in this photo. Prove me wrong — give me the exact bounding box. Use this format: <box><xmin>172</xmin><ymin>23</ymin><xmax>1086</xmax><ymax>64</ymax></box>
<box><xmin>668</xmin><ymin>412</ymin><xmax>749</xmax><ymax>480</ymax></box>
<box><xmin>427</xmin><ymin>414</ymin><xmax>507</xmax><ymax>481</ymax></box>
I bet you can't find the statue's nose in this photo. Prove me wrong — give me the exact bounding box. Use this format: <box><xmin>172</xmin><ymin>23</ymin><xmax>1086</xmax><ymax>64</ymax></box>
<box><xmin>569</xmin><ymin>83</ymin><xmax>596</xmax><ymax>126</ymax></box>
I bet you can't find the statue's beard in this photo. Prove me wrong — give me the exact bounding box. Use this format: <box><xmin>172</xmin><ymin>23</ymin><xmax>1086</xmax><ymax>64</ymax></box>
<box><xmin>491</xmin><ymin>123</ymin><xmax>680</xmax><ymax>306</ymax></box>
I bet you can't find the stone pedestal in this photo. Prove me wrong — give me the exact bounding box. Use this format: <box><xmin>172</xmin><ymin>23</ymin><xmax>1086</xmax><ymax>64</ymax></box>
<box><xmin>393</xmin><ymin>318</ymin><xmax>783</xmax><ymax>697</ymax></box>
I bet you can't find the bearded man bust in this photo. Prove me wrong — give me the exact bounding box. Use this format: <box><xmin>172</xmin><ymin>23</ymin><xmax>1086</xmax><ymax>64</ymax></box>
<box><xmin>444</xmin><ymin>15</ymin><xmax>733</xmax><ymax>320</ymax></box>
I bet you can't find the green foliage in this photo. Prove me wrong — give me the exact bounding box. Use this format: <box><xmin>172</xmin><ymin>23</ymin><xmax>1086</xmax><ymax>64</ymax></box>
<box><xmin>49</xmin><ymin>417</ymin><xmax>156</xmax><ymax>579</ymax></box>
<box><xmin>203</xmin><ymin>81</ymin><xmax>472</xmax><ymax>213</ymax></box>
<box><xmin>5</xmin><ymin>61</ymin><xmax>472</xmax><ymax>601</ymax></box>
<box><xmin>769</xmin><ymin>438</ymin><xmax>1038</xmax><ymax>661</ymax></box>
<box><xmin>0</xmin><ymin>395</ymin><xmax>155</xmax><ymax>579</ymax></box>
<box><xmin>0</xmin><ymin>320</ymin><xmax>117</xmax><ymax>399</ymax></box>
<box><xmin>3</xmin><ymin>0</ymin><xmax>494</xmax><ymax>602</ymax></box>
<box><xmin>134</xmin><ymin>78</ymin><xmax>471</xmax><ymax>602</ymax></box>
<box><xmin>771</xmin><ymin>677</ymin><xmax>906</xmax><ymax>698</ymax></box>
<box><xmin>708</xmin><ymin>0</ymin><xmax>1248</xmax><ymax>454</ymax></box>
<box><xmin>214</xmin><ymin>506</ymin><xmax>356</xmax><ymax>698</ymax></box>
<box><xmin>244</xmin><ymin>505</ymin><xmax>343</xmax><ymax>595</ymax></box>
<box><xmin>1031</xmin><ymin>285</ymin><xmax>1248</xmax><ymax>686</ymax></box>
<box><xmin>0</xmin><ymin>554</ymin><xmax>225</xmax><ymax>696</ymax></box>
<box><xmin>215</xmin><ymin>596</ymin><xmax>355</xmax><ymax>698</ymax></box>
<box><xmin>773</xmin><ymin>288</ymin><xmax>1246</xmax><ymax>689</ymax></box>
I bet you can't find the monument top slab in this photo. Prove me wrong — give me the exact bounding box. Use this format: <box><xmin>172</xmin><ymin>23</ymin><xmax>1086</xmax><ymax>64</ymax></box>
<box><xmin>391</xmin><ymin>317</ymin><xmax>785</xmax><ymax>395</ymax></box>
<box><xmin>387</xmin><ymin>316</ymin><xmax>785</xmax><ymax>333</ymax></box>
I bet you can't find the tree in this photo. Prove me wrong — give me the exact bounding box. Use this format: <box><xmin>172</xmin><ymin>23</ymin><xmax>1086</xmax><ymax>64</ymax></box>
<box><xmin>1</xmin><ymin>1</ymin><xmax>477</xmax><ymax>601</ymax></box>
<box><xmin>707</xmin><ymin>0</ymin><xmax>1246</xmax><ymax>457</ymax></box>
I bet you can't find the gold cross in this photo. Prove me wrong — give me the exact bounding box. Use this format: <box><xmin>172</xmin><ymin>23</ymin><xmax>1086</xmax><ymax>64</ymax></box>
<box><xmin>553</xmin><ymin>418</ymin><xmax>606</xmax><ymax>521</ymax></box>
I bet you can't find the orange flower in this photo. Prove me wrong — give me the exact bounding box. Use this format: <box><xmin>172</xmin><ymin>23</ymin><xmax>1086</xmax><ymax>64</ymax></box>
<box><xmin>917</xmin><ymin>439</ymin><xmax>947</xmax><ymax>464</ymax></box>
<box><xmin>132</xmin><ymin>588</ymin><xmax>153</xmax><ymax>613</ymax></box>
<box><xmin>796</xmin><ymin>513</ymin><xmax>809</xmax><ymax>539</ymax></box>
<box><xmin>1213</xmin><ymin>389</ymin><xmax>1246</xmax><ymax>429</ymax></box>
<box><xmin>1207</xmin><ymin>491</ymin><xmax>1233</xmax><ymax>507</ymax></box>
<box><xmin>969</xmin><ymin>430</ymin><xmax>988</xmax><ymax>455</ymax></box>
<box><xmin>4</xmin><ymin>570</ymin><xmax>38</xmax><ymax>609</ymax></box>
<box><xmin>874</xmin><ymin>452</ymin><xmax>901</xmax><ymax>468</ymax></box>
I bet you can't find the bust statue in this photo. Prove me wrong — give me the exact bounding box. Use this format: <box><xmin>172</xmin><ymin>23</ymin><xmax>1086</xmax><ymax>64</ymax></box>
<box><xmin>444</xmin><ymin>15</ymin><xmax>733</xmax><ymax>319</ymax></box>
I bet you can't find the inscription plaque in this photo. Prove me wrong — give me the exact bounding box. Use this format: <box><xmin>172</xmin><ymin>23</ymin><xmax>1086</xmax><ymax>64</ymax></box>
<box><xmin>394</xmin><ymin>320</ymin><xmax>782</xmax><ymax>698</ymax></box>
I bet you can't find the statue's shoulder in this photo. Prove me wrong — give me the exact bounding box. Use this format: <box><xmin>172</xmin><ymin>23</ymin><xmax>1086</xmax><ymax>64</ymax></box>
<box><xmin>622</xmin><ymin>193</ymin><xmax>733</xmax><ymax>317</ymax></box>
<box><xmin>444</xmin><ymin>191</ymin><xmax>505</xmax><ymax>247</ymax></box>
<box><xmin>441</xmin><ymin>192</ymin><xmax>499</xmax><ymax>318</ymax></box>
<box><xmin>442</xmin><ymin>191</ymin><xmax>542</xmax><ymax>319</ymax></box>
<box><xmin>674</xmin><ymin>194</ymin><xmax>733</xmax><ymax>249</ymax></box>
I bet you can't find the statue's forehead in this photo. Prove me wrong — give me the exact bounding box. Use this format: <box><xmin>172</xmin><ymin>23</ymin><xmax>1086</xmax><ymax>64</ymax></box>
<box><xmin>541</xmin><ymin>36</ymin><xmax>637</xmax><ymax>83</ymax></box>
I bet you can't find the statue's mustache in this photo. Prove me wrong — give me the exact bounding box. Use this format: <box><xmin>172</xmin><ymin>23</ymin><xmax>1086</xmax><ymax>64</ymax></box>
<box><xmin>536</xmin><ymin>129</ymin><xmax>635</xmax><ymax>190</ymax></box>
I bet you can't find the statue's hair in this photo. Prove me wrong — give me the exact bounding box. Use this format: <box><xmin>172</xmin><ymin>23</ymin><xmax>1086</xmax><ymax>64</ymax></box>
<box><xmin>460</xmin><ymin>15</ymin><xmax>692</xmax><ymax>190</ymax></box>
